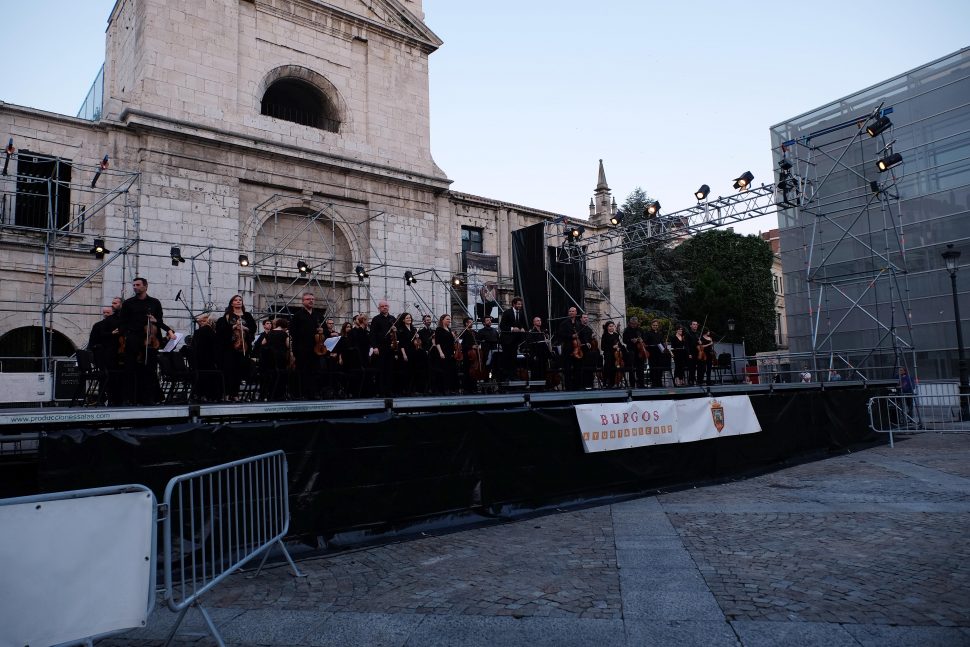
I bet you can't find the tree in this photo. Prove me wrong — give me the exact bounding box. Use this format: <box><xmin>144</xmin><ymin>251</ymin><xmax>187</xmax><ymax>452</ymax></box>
<box><xmin>673</xmin><ymin>230</ymin><xmax>777</xmax><ymax>354</ymax></box>
<box><xmin>621</xmin><ymin>188</ymin><xmax>689</xmax><ymax>317</ymax></box>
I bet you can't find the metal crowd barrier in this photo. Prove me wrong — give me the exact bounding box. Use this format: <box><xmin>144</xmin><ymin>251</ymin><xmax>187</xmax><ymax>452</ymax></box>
<box><xmin>0</xmin><ymin>485</ymin><xmax>157</xmax><ymax>647</ymax></box>
<box><xmin>162</xmin><ymin>449</ymin><xmax>303</xmax><ymax>646</ymax></box>
<box><xmin>868</xmin><ymin>391</ymin><xmax>970</xmax><ymax>447</ymax></box>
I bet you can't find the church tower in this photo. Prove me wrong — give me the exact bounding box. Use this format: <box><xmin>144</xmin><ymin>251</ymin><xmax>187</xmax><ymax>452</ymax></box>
<box><xmin>588</xmin><ymin>159</ymin><xmax>616</xmax><ymax>227</ymax></box>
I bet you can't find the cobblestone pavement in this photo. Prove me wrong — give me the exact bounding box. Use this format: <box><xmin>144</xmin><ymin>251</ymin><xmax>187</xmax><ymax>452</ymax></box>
<box><xmin>104</xmin><ymin>432</ymin><xmax>970</xmax><ymax>646</ymax></box>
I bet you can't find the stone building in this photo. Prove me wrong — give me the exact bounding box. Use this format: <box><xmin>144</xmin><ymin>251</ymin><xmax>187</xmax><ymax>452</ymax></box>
<box><xmin>0</xmin><ymin>0</ymin><xmax>624</xmax><ymax>367</ymax></box>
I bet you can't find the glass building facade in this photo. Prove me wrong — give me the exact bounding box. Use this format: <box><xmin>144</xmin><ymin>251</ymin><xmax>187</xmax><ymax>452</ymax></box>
<box><xmin>770</xmin><ymin>48</ymin><xmax>969</xmax><ymax>381</ymax></box>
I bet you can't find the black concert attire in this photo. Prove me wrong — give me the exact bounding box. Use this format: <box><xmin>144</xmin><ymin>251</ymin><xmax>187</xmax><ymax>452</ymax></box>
<box><xmin>685</xmin><ymin>328</ymin><xmax>700</xmax><ymax>386</ymax></box>
<box><xmin>411</xmin><ymin>326</ymin><xmax>431</xmax><ymax>395</ymax></box>
<box><xmin>499</xmin><ymin>307</ymin><xmax>527</xmax><ymax>379</ymax></box>
<box><xmin>578</xmin><ymin>321</ymin><xmax>596</xmax><ymax>389</ymax></box>
<box><xmin>622</xmin><ymin>324</ymin><xmax>646</xmax><ymax>388</ymax></box>
<box><xmin>395</xmin><ymin>323</ymin><xmax>418</xmax><ymax>395</ymax></box>
<box><xmin>643</xmin><ymin>328</ymin><xmax>671</xmax><ymax>388</ymax></box>
<box><xmin>259</xmin><ymin>328</ymin><xmax>290</xmax><ymax>401</ymax></box>
<box><xmin>289</xmin><ymin>306</ymin><xmax>324</xmax><ymax>399</ymax></box>
<box><xmin>118</xmin><ymin>294</ymin><xmax>171</xmax><ymax>405</ymax></box>
<box><xmin>477</xmin><ymin>322</ymin><xmax>500</xmax><ymax>374</ymax></box>
<box><xmin>601</xmin><ymin>331</ymin><xmax>623</xmax><ymax>389</ymax></box>
<box><xmin>525</xmin><ymin>325</ymin><xmax>550</xmax><ymax>381</ymax></box>
<box><xmin>432</xmin><ymin>326</ymin><xmax>457</xmax><ymax>394</ymax></box>
<box><xmin>348</xmin><ymin>324</ymin><xmax>374</xmax><ymax>398</ymax></box>
<box><xmin>188</xmin><ymin>321</ymin><xmax>222</xmax><ymax>402</ymax></box>
<box><xmin>670</xmin><ymin>333</ymin><xmax>689</xmax><ymax>386</ymax></box>
<box><xmin>215</xmin><ymin>311</ymin><xmax>256</xmax><ymax>400</ymax></box>
<box><xmin>697</xmin><ymin>333</ymin><xmax>715</xmax><ymax>385</ymax></box>
<box><xmin>459</xmin><ymin>328</ymin><xmax>479</xmax><ymax>394</ymax></box>
<box><xmin>556</xmin><ymin>316</ymin><xmax>582</xmax><ymax>391</ymax></box>
<box><xmin>87</xmin><ymin>312</ymin><xmax>121</xmax><ymax>404</ymax></box>
<box><xmin>370</xmin><ymin>310</ymin><xmax>396</xmax><ymax>397</ymax></box>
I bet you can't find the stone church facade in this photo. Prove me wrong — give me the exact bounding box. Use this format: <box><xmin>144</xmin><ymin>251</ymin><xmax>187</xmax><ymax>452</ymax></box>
<box><xmin>0</xmin><ymin>0</ymin><xmax>625</xmax><ymax>362</ymax></box>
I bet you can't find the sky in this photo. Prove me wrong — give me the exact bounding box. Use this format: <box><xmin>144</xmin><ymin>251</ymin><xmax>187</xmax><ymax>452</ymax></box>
<box><xmin>3</xmin><ymin>1</ymin><xmax>968</xmax><ymax>236</ymax></box>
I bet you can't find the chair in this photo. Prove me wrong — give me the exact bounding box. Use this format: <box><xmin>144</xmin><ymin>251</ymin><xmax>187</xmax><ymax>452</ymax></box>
<box><xmin>71</xmin><ymin>349</ymin><xmax>103</xmax><ymax>407</ymax></box>
<box><xmin>157</xmin><ymin>352</ymin><xmax>192</xmax><ymax>403</ymax></box>
<box><xmin>715</xmin><ymin>353</ymin><xmax>735</xmax><ymax>384</ymax></box>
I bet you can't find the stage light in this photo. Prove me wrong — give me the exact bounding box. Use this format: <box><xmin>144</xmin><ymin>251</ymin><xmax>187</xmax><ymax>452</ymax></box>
<box><xmin>645</xmin><ymin>201</ymin><xmax>661</xmax><ymax>217</ymax></box>
<box><xmin>238</xmin><ymin>254</ymin><xmax>250</xmax><ymax>267</ymax></box>
<box><xmin>452</xmin><ymin>276</ymin><xmax>464</xmax><ymax>287</ymax></box>
<box><xmin>778</xmin><ymin>158</ymin><xmax>793</xmax><ymax>171</ymax></box>
<box><xmin>733</xmin><ymin>171</ymin><xmax>754</xmax><ymax>190</ymax></box>
<box><xmin>870</xmin><ymin>180</ymin><xmax>881</xmax><ymax>195</ymax></box>
<box><xmin>297</xmin><ymin>259</ymin><xmax>309</xmax><ymax>276</ymax></box>
<box><xmin>404</xmin><ymin>270</ymin><xmax>417</xmax><ymax>285</ymax></box>
<box><xmin>866</xmin><ymin>115</ymin><xmax>892</xmax><ymax>138</ymax></box>
<box><xmin>355</xmin><ymin>264</ymin><xmax>368</xmax><ymax>280</ymax></box>
<box><xmin>694</xmin><ymin>185</ymin><xmax>710</xmax><ymax>201</ymax></box>
<box><xmin>90</xmin><ymin>154</ymin><xmax>109</xmax><ymax>188</ymax></box>
<box><xmin>877</xmin><ymin>152</ymin><xmax>903</xmax><ymax>172</ymax></box>
<box><xmin>567</xmin><ymin>224</ymin><xmax>586</xmax><ymax>240</ymax></box>
<box><xmin>170</xmin><ymin>246</ymin><xmax>185</xmax><ymax>266</ymax></box>
<box><xmin>91</xmin><ymin>238</ymin><xmax>108</xmax><ymax>260</ymax></box>
<box><xmin>609</xmin><ymin>210</ymin><xmax>624</xmax><ymax>226</ymax></box>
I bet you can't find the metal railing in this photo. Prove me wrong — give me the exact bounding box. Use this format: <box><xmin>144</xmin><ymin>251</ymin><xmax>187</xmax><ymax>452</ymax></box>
<box><xmin>162</xmin><ymin>450</ymin><xmax>303</xmax><ymax>646</ymax></box>
<box><xmin>868</xmin><ymin>388</ymin><xmax>970</xmax><ymax>447</ymax></box>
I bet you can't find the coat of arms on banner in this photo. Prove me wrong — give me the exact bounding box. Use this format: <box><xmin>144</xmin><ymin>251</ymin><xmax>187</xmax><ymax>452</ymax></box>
<box><xmin>710</xmin><ymin>399</ymin><xmax>725</xmax><ymax>433</ymax></box>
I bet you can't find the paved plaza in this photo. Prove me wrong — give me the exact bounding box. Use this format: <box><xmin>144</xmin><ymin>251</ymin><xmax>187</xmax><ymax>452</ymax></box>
<box><xmin>107</xmin><ymin>432</ymin><xmax>970</xmax><ymax>646</ymax></box>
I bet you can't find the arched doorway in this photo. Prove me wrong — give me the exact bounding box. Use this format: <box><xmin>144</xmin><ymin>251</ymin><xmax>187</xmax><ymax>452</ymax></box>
<box><xmin>0</xmin><ymin>326</ymin><xmax>76</xmax><ymax>372</ymax></box>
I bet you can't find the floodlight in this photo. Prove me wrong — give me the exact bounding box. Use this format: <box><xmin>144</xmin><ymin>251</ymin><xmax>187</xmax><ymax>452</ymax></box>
<box><xmin>609</xmin><ymin>210</ymin><xmax>624</xmax><ymax>226</ymax></box>
<box><xmin>866</xmin><ymin>115</ymin><xmax>892</xmax><ymax>138</ymax></box>
<box><xmin>645</xmin><ymin>201</ymin><xmax>661</xmax><ymax>217</ymax></box>
<box><xmin>404</xmin><ymin>270</ymin><xmax>417</xmax><ymax>285</ymax></box>
<box><xmin>355</xmin><ymin>264</ymin><xmax>368</xmax><ymax>280</ymax></box>
<box><xmin>694</xmin><ymin>185</ymin><xmax>710</xmax><ymax>201</ymax></box>
<box><xmin>297</xmin><ymin>259</ymin><xmax>309</xmax><ymax>276</ymax></box>
<box><xmin>733</xmin><ymin>171</ymin><xmax>754</xmax><ymax>190</ymax></box>
<box><xmin>91</xmin><ymin>238</ymin><xmax>108</xmax><ymax>260</ymax></box>
<box><xmin>568</xmin><ymin>225</ymin><xmax>586</xmax><ymax>240</ymax></box>
<box><xmin>170</xmin><ymin>246</ymin><xmax>185</xmax><ymax>266</ymax></box>
<box><xmin>876</xmin><ymin>152</ymin><xmax>903</xmax><ymax>172</ymax></box>
<box><xmin>238</xmin><ymin>254</ymin><xmax>250</xmax><ymax>267</ymax></box>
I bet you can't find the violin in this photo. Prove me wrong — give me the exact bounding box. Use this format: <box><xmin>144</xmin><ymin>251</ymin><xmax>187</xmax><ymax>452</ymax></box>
<box><xmin>635</xmin><ymin>336</ymin><xmax>648</xmax><ymax>361</ymax></box>
<box><xmin>314</xmin><ymin>324</ymin><xmax>328</xmax><ymax>357</ymax></box>
<box><xmin>453</xmin><ymin>329</ymin><xmax>464</xmax><ymax>362</ymax></box>
<box><xmin>614</xmin><ymin>342</ymin><xmax>625</xmax><ymax>386</ymax></box>
<box><xmin>571</xmin><ymin>333</ymin><xmax>584</xmax><ymax>360</ymax></box>
<box><xmin>145</xmin><ymin>315</ymin><xmax>161</xmax><ymax>350</ymax></box>
<box><xmin>389</xmin><ymin>326</ymin><xmax>399</xmax><ymax>353</ymax></box>
<box><xmin>590</xmin><ymin>337</ymin><xmax>599</xmax><ymax>352</ymax></box>
<box><xmin>231</xmin><ymin>315</ymin><xmax>248</xmax><ymax>354</ymax></box>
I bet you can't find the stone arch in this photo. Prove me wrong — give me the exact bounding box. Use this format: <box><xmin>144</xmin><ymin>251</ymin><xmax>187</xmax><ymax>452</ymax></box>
<box><xmin>258</xmin><ymin>65</ymin><xmax>349</xmax><ymax>133</ymax></box>
<box><xmin>0</xmin><ymin>326</ymin><xmax>77</xmax><ymax>372</ymax></box>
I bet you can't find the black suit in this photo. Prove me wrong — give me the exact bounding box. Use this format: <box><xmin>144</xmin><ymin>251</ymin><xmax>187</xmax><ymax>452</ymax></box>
<box><xmin>499</xmin><ymin>308</ymin><xmax>526</xmax><ymax>378</ymax></box>
<box><xmin>290</xmin><ymin>307</ymin><xmax>324</xmax><ymax>399</ymax></box>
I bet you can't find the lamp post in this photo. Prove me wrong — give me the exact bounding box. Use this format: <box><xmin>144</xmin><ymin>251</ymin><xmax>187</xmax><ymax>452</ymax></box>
<box><xmin>942</xmin><ymin>244</ymin><xmax>969</xmax><ymax>419</ymax></box>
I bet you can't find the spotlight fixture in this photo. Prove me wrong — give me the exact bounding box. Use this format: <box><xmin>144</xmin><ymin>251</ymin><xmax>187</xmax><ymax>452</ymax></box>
<box><xmin>877</xmin><ymin>152</ymin><xmax>903</xmax><ymax>172</ymax></box>
<box><xmin>609</xmin><ymin>210</ymin><xmax>624</xmax><ymax>226</ymax></box>
<box><xmin>297</xmin><ymin>259</ymin><xmax>310</xmax><ymax>276</ymax></box>
<box><xmin>866</xmin><ymin>115</ymin><xmax>892</xmax><ymax>138</ymax></box>
<box><xmin>733</xmin><ymin>171</ymin><xmax>754</xmax><ymax>191</ymax></box>
<box><xmin>694</xmin><ymin>185</ymin><xmax>710</xmax><ymax>201</ymax></box>
<box><xmin>355</xmin><ymin>264</ymin><xmax>368</xmax><ymax>280</ymax></box>
<box><xmin>778</xmin><ymin>158</ymin><xmax>793</xmax><ymax>171</ymax></box>
<box><xmin>567</xmin><ymin>224</ymin><xmax>586</xmax><ymax>240</ymax></box>
<box><xmin>404</xmin><ymin>270</ymin><xmax>418</xmax><ymax>285</ymax></box>
<box><xmin>238</xmin><ymin>254</ymin><xmax>250</xmax><ymax>267</ymax></box>
<box><xmin>452</xmin><ymin>276</ymin><xmax>464</xmax><ymax>287</ymax></box>
<box><xmin>645</xmin><ymin>201</ymin><xmax>661</xmax><ymax>217</ymax></box>
<box><xmin>90</xmin><ymin>154</ymin><xmax>109</xmax><ymax>188</ymax></box>
<box><xmin>91</xmin><ymin>238</ymin><xmax>108</xmax><ymax>260</ymax></box>
<box><xmin>869</xmin><ymin>180</ymin><xmax>881</xmax><ymax>195</ymax></box>
<box><xmin>170</xmin><ymin>246</ymin><xmax>185</xmax><ymax>266</ymax></box>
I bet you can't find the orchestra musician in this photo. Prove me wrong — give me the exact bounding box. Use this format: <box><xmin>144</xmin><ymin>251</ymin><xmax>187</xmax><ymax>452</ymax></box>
<box><xmin>370</xmin><ymin>299</ymin><xmax>395</xmax><ymax>397</ymax></box>
<box><xmin>697</xmin><ymin>328</ymin><xmax>715</xmax><ymax>386</ymax></box>
<box><xmin>578</xmin><ymin>312</ymin><xmax>596</xmax><ymax>389</ymax></box>
<box><xmin>526</xmin><ymin>316</ymin><xmax>551</xmax><ymax>381</ymax></box>
<box><xmin>86</xmin><ymin>303</ymin><xmax>120</xmax><ymax>404</ymax></box>
<box><xmin>349</xmin><ymin>313</ymin><xmax>374</xmax><ymax>397</ymax></box>
<box><xmin>458</xmin><ymin>317</ymin><xmax>479</xmax><ymax>394</ymax></box>
<box><xmin>556</xmin><ymin>306</ymin><xmax>582</xmax><ymax>391</ymax></box>
<box><xmin>118</xmin><ymin>277</ymin><xmax>175</xmax><ymax>405</ymax></box>
<box><xmin>410</xmin><ymin>314</ymin><xmax>431</xmax><ymax>395</ymax></box>
<box><xmin>191</xmin><ymin>313</ymin><xmax>221</xmax><ymax>402</ymax></box>
<box><xmin>477</xmin><ymin>316</ymin><xmax>500</xmax><ymax>377</ymax></box>
<box><xmin>686</xmin><ymin>320</ymin><xmax>701</xmax><ymax>386</ymax></box>
<box><xmin>395</xmin><ymin>312</ymin><xmax>418</xmax><ymax>395</ymax></box>
<box><xmin>289</xmin><ymin>292</ymin><xmax>325</xmax><ymax>399</ymax></box>
<box><xmin>499</xmin><ymin>296</ymin><xmax>527</xmax><ymax>380</ymax></box>
<box><xmin>622</xmin><ymin>317</ymin><xmax>646</xmax><ymax>388</ymax></box>
<box><xmin>643</xmin><ymin>318</ymin><xmax>671</xmax><ymax>388</ymax></box>
<box><xmin>600</xmin><ymin>321</ymin><xmax>624</xmax><ymax>388</ymax></box>
<box><xmin>215</xmin><ymin>295</ymin><xmax>257</xmax><ymax>401</ymax></box>
<box><xmin>431</xmin><ymin>314</ymin><xmax>456</xmax><ymax>394</ymax></box>
<box><xmin>670</xmin><ymin>324</ymin><xmax>690</xmax><ymax>387</ymax></box>
<box><xmin>259</xmin><ymin>318</ymin><xmax>291</xmax><ymax>401</ymax></box>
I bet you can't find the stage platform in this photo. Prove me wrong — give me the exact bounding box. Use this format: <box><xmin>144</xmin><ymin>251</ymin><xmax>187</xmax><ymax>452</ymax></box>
<box><xmin>1</xmin><ymin>380</ymin><xmax>891</xmax><ymax>549</ymax></box>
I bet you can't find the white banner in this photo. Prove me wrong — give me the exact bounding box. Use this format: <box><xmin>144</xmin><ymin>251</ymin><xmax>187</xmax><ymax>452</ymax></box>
<box><xmin>575</xmin><ymin>396</ymin><xmax>761</xmax><ymax>453</ymax></box>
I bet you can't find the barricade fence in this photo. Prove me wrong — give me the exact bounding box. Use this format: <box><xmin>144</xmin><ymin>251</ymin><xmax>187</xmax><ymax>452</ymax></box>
<box><xmin>868</xmin><ymin>389</ymin><xmax>970</xmax><ymax>447</ymax></box>
<box><xmin>162</xmin><ymin>449</ymin><xmax>302</xmax><ymax>646</ymax></box>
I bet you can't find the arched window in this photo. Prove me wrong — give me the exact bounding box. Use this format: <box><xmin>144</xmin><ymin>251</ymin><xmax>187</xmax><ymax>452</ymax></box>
<box><xmin>0</xmin><ymin>326</ymin><xmax>76</xmax><ymax>372</ymax></box>
<box><xmin>260</xmin><ymin>78</ymin><xmax>340</xmax><ymax>133</ymax></box>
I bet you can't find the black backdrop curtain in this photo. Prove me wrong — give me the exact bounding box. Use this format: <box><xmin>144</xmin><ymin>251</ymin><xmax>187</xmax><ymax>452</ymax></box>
<box><xmin>512</xmin><ymin>222</ymin><xmax>548</xmax><ymax>325</ymax></box>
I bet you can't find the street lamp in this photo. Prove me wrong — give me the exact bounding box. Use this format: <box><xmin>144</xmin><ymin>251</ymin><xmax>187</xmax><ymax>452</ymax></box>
<box><xmin>942</xmin><ymin>244</ymin><xmax>969</xmax><ymax>419</ymax></box>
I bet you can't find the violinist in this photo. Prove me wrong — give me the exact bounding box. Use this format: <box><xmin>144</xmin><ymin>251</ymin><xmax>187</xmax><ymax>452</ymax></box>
<box><xmin>431</xmin><ymin>314</ymin><xmax>456</xmax><ymax>395</ymax></box>
<box><xmin>118</xmin><ymin>277</ymin><xmax>175</xmax><ymax>405</ymax></box>
<box><xmin>622</xmin><ymin>317</ymin><xmax>646</xmax><ymax>388</ymax></box>
<box><xmin>86</xmin><ymin>304</ymin><xmax>120</xmax><ymax>404</ymax></box>
<box><xmin>216</xmin><ymin>295</ymin><xmax>256</xmax><ymax>401</ymax></box>
<box><xmin>191</xmin><ymin>313</ymin><xmax>221</xmax><ymax>402</ymax></box>
<box><xmin>686</xmin><ymin>320</ymin><xmax>701</xmax><ymax>386</ymax></box>
<box><xmin>477</xmin><ymin>316</ymin><xmax>500</xmax><ymax>375</ymax></box>
<box><xmin>349</xmin><ymin>313</ymin><xmax>375</xmax><ymax>397</ymax></box>
<box><xmin>670</xmin><ymin>324</ymin><xmax>690</xmax><ymax>387</ymax></box>
<box><xmin>579</xmin><ymin>312</ymin><xmax>597</xmax><ymax>389</ymax></box>
<box><xmin>556</xmin><ymin>306</ymin><xmax>583</xmax><ymax>391</ymax></box>
<box><xmin>601</xmin><ymin>321</ymin><xmax>624</xmax><ymax>389</ymax></box>
<box><xmin>407</xmin><ymin>314</ymin><xmax>431</xmax><ymax>395</ymax></box>
<box><xmin>644</xmin><ymin>319</ymin><xmax>671</xmax><ymax>388</ymax></box>
<box><xmin>370</xmin><ymin>300</ymin><xmax>396</xmax><ymax>397</ymax></box>
<box><xmin>526</xmin><ymin>316</ymin><xmax>551</xmax><ymax>381</ymax></box>
<box><xmin>290</xmin><ymin>292</ymin><xmax>324</xmax><ymax>399</ymax></box>
<box><xmin>697</xmin><ymin>328</ymin><xmax>715</xmax><ymax>386</ymax></box>
<box><xmin>260</xmin><ymin>318</ymin><xmax>291</xmax><ymax>401</ymax></box>
<box><xmin>498</xmin><ymin>296</ymin><xmax>527</xmax><ymax>380</ymax></box>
